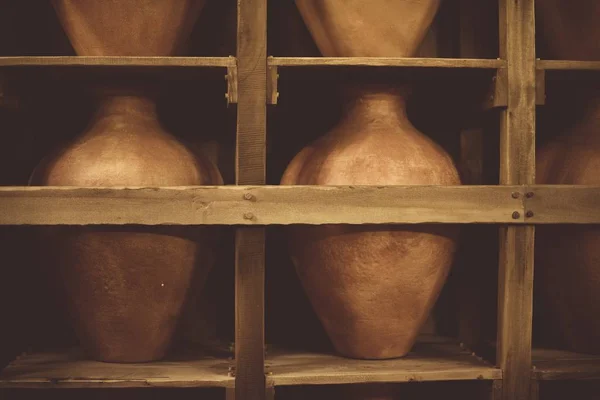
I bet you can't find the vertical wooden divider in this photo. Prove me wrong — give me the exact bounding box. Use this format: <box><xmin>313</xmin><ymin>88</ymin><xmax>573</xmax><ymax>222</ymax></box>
<box><xmin>496</xmin><ymin>1</ymin><xmax>536</xmax><ymax>400</ymax></box>
<box><xmin>234</xmin><ymin>0</ymin><xmax>268</xmax><ymax>400</ymax></box>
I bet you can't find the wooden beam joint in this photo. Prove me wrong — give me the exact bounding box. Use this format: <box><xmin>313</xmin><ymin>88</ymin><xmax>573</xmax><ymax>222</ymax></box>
<box><xmin>536</xmin><ymin>66</ymin><xmax>546</xmax><ymax>106</ymax></box>
<box><xmin>226</xmin><ymin>57</ymin><xmax>238</xmax><ymax>105</ymax></box>
<box><xmin>267</xmin><ymin>62</ymin><xmax>279</xmax><ymax>105</ymax></box>
<box><xmin>483</xmin><ymin>67</ymin><xmax>508</xmax><ymax>109</ymax></box>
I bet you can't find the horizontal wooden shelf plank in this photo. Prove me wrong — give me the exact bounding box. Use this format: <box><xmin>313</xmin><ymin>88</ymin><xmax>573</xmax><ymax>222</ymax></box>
<box><xmin>0</xmin><ymin>185</ymin><xmax>524</xmax><ymax>225</ymax></box>
<box><xmin>533</xmin><ymin>348</ymin><xmax>600</xmax><ymax>381</ymax></box>
<box><xmin>525</xmin><ymin>186</ymin><xmax>600</xmax><ymax>224</ymax></box>
<box><xmin>269</xmin><ymin>56</ymin><xmax>505</xmax><ymax>69</ymax></box>
<box><xmin>0</xmin><ymin>349</ymin><xmax>233</xmax><ymax>389</ymax></box>
<box><xmin>265</xmin><ymin>336</ymin><xmax>501</xmax><ymax>386</ymax></box>
<box><xmin>0</xmin><ymin>56</ymin><xmax>236</xmax><ymax>68</ymax></box>
<box><xmin>537</xmin><ymin>60</ymin><xmax>600</xmax><ymax>71</ymax></box>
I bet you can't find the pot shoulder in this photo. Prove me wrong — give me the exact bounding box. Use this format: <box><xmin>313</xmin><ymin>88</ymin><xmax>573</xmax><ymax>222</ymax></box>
<box><xmin>31</xmin><ymin>129</ymin><xmax>218</xmax><ymax>186</ymax></box>
<box><xmin>282</xmin><ymin>127</ymin><xmax>460</xmax><ymax>186</ymax></box>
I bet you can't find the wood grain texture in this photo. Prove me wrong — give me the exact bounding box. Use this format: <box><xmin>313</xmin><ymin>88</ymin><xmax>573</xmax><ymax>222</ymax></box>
<box><xmin>264</xmin><ymin>336</ymin><xmax>501</xmax><ymax>386</ymax></box>
<box><xmin>537</xmin><ymin>60</ymin><xmax>600</xmax><ymax>71</ymax></box>
<box><xmin>0</xmin><ymin>185</ymin><xmax>525</xmax><ymax>225</ymax></box>
<box><xmin>533</xmin><ymin>348</ymin><xmax>600</xmax><ymax>381</ymax></box>
<box><xmin>497</xmin><ymin>2</ymin><xmax>536</xmax><ymax>399</ymax></box>
<box><xmin>0</xmin><ymin>350</ymin><xmax>233</xmax><ymax>389</ymax></box>
<box><xmin>0</xmin><ymin>56</ymin><xmax>235</xmax><ymax>67</ymax></box>
<box><xmin>234</xmin><ymin>0</ymin><xmax>267</xmax><ymax>399</ymax></box>
<box><xmin>524</xmin><ymin>186</ymin><xmax>600</xmax><ymax>224</ymax></box>
<box><xmin>235</xmin><ymin>228</ymin><xmax>265</xmax><ymax>400</ymax></box>
<box><xmin>491</xmin><ymin>380</ymin><xmax>503</xmax><ymax>400</ymax></box>
<box><xmin>268</xmin><ymin>56</ymin><xmax>504</xmax><ymax>69</ymax></box>
<box><xmin>497</xmin><ymin>225</ymin><xmax>535</xmax><ymax>399</ymax></box>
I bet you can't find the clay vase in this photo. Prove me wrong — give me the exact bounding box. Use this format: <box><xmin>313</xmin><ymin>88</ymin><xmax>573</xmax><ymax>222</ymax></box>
<box><xmin>282</xmin><ymin>0</ymin><xmax>460</xmax><ymax>360</ymax></box>
<box><xmin>29</xmin><ymin>0</ymin><xmax>223</xmax><ymax>363</ymax></box>
<box><xmin>535</xmin><ymin>0</ymin><xmax>600</xmax><ymax>354</ymax></box>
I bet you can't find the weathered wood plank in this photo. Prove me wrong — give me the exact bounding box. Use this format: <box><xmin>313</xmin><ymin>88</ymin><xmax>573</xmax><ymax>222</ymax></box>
<box><xmin>496</xmin><ymin>1</ymin><xmax>536</xmax><ymax>400</ymax></box>
<box><xmin>524</xmin><ymin>186</ymin><xmax>600</xmax><ymax>224</ymax></box>
<box><xmin>0</xmin><ymin>349</ymin><xmax>233</xmax><ymax>389</ymax></box>
<box><xmin>234</xmin><ymin>0</ymin><xmax>267</xmax><ymax>399</ymax></box>
<box><xmin>265</xmin><ymin>336</ymin><xmax>501</xmax><ymax>386</ymax></box>
<box><xmin>0</xmin><ymin>185</ymin><xmax>525</xmax><ymax>226</ymax></box>
<box><xmin>0</xmin><ymin>56</ymin><xmax>236</xmax><ymax>68</ymax></box>
<box><xmin>497</xmin><ymin>225</ymin><xmax>535</xmax><ymax>399</ymax></box>
<box><xmin>491</xmin><ymin>380</ymin><xmax>504</xmax><ymax>400</ymax></box>
<box><xmin>537</xmin><ymin>60</ymin><xmax>600</xmax><ymax>71</ymax></box>
<box><xmin>269</xmin><ymin>56</ymin><xmax>504</xmax><ymax>69</ymax></box>
<box><xmin>235</xmin><ymin>228</ymin><xmax>265</xmax><ymax>400</ymax></box>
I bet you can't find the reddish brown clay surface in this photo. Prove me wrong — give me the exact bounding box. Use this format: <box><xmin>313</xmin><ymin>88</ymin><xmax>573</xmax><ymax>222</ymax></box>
<box><xmin>536</xmin><ymin>0</ymin><xmax>600</xmax><ymax>354</ymax></box>
<box><xmin>282</xmin><ymin>0</ymin><xmax>459</xmax><ymax>360</ymax></box>
<box><xmin>30</xmin><ymin>0</ymin><xmax>220</xmax><ymax>363</ymax></box>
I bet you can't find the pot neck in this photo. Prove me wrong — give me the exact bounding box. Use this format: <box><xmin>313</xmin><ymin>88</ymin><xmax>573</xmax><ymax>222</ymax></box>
<box><xmin>339</xmin><ymin>84</ymin><xmax>411</xmax><ymax>127</ymax></box>
<box><xmin>90</xmin><ymin>87</ymin><xmax>160</xmax><ymax>126</ymax></box>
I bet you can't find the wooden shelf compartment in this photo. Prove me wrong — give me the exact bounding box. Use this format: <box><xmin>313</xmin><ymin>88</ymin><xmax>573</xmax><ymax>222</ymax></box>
<box><xmin>265</xmin><ymin>336</ymin><xmax>501</xmax><ymax>387</ymax></box>
<box><xmin>0</xmin><ymin>56</ymin><xmax>236</xmax><ymax>69</ymax></box>
<box><xmin>266</xmin><ymin>57</ymin><xmax>504</xmax><ymax>105</ymax></box>
<box><xmin>0</xmin><ymin>348</ymin><xmax>234</xmax><ymax>389</ymax></box>
<box><xmin>0</xmin><ymin>56</ymin><xmax>239</xmax><ymax>103</ymax></box>
<box><xmin>268</xmin><ymin>57</ymin><xmax>505</xmax><ymax>69</ymax></box>
<box><xmin>533</xmin><ymin>348</ymin><xmax>600</xmax><ymax>381</ymax></box>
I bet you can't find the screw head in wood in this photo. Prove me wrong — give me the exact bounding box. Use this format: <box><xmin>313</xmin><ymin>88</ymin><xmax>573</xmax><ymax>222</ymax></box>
<box><xmin>526</xmin><ymin>210</ymin><xmax>534</xmax><ymax>218</ymax></box>
<box><xmin>512</xmin><ymin>211</ymin><xmax>521</xmax><ymax>219</ymax></box>
<box><xmin>525</xmin><ymin>192</ymin><xmax>534</xmax><ymax>198</ymax></box>
<box><xmin>511</xmin><ymin>192</ymin><xmax>520</xmax><ymax>199</ymax></box>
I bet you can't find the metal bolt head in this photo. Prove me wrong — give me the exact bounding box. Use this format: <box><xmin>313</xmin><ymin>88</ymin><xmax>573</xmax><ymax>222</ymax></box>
<box><xmin>526</xmin><ymin>210</ymin><xmax>534</xmax><ymax>218</ymax></box>
<box><xmin>511</xmin><ymin>192</ymin><xmax>520</xmax><ymax>199</ymax></box>
<box><xmin>525</xmin><ymin>192</ymin><xmax>534</xmax><ymax>198</ymax></box>
<box><xmin>512</xmin><ymin>211</ymin><xmax>521</xmax><ymax>219</ymax></box>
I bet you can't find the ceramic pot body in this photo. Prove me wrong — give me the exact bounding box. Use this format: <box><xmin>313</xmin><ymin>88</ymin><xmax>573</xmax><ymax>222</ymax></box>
<box><xmin>283</xmin><ymin>0</ymin><xmax>459</xmax><ymax>360</ymax></box>
<box><xmin>536</xmin><ymin>0</ymin><xmax>600</xmax><ymax>353</ymax></box>
<box><xmin>29</xmin><ymin>0</ymin><xmax>220</xmax><ymax>363</ymax></box>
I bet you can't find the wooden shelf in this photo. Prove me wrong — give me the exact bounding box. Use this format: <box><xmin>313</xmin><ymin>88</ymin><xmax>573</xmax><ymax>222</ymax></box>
<box><xmin>2</xmin><ymin>185</ymin><xmax>599</xmax><ymax>226</ymax></box>
<box><xmin>533</xmin><ymin>348</ymin><xmax>600</xmax><ymax>381</ymax></box>
<box><xmin>0</xmin><ymin>349</ymin><xmax>233</xmax><ymax>389</ymax></box>
<box><xmin>0</xmin><ymin>185</ymin><xmax>525</xmax><ymax>226</ymax></box>
<box><xmin>525</xmin><ymin>186</ymin><xmax>600</xmax><ymax>224</ymax></box>
<box><xmin>537</xmin><ymin>60</ymin><xmax>600</xmax><ymax>71</ymax></box>
<box><xmin>265</xmin><ymin>336</ymin><xmax>501</xmax><ymax>386</ymax></box>
<box><xmin>268</xmin><ymin>57</ymin><xmax>505</xmax><ymax>69</ymax></box>
<box><xmin>0</xmin><ymin>56</ymin><xmax>236</xmax><ymax>68</ymax></box>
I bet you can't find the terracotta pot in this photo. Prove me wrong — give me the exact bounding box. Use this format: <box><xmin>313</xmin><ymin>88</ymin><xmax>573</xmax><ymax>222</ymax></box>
<box><xmin>29</xmin><ymin>0</ymin><xmax>222</xmax><ymax>363</ymax></box>
<box><xmin>282</xmin><ymin>0</ymin><xmax>460</xmax><ymax>360</ymax></box>
<box><xmin>536</xmin><ymin>0</ymin><xmax>600</xmax><ymax>354</ymax></box>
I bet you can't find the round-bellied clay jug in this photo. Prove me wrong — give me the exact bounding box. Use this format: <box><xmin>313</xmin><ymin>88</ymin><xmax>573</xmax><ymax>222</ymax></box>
<box><xmin>535</xmin><ymin>0</ymin><xmax>600</xmax><ymax>354</ymax></box>
<box><xmin>281</xmin><ymin>0</ymin><xmax>460</xmax><ymax>360</ymax></box>
<box><xmin>29</xmin><ymin>0</ymin><xmax>223</xmax><ymax>363</ymax></box>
